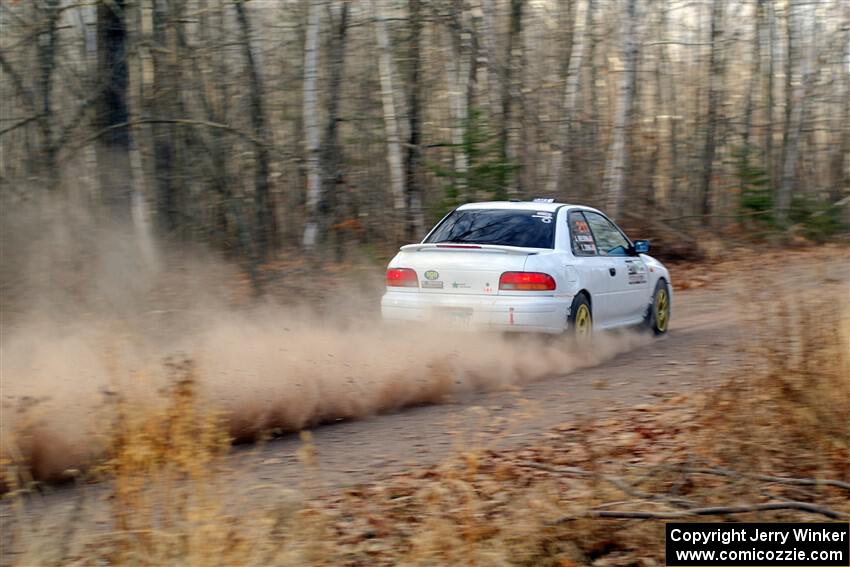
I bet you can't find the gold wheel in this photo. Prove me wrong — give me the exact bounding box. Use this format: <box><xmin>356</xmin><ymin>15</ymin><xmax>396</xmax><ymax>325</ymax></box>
<box><xmin>574</xmin><ymin>303</ymin><xmax>592</xmax><ymax>340</ymax></box>
<box><xmin>654</xmin><ymin>287</ymin><xmax>669</xmax><ymax>333</ymax></box>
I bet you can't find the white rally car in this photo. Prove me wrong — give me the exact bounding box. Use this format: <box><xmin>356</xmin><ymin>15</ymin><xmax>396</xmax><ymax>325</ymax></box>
<box><xmin>381</xmin><ymin>200</ymin><xmax>671</xmax><ymax>339</ymax></box>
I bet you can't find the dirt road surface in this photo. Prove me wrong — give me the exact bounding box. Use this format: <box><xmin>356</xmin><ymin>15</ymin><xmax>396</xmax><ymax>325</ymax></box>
<box><xmin>4</xmin><ymin>250</ymin><xmax>848</xmax><ymax>559</ymax></box>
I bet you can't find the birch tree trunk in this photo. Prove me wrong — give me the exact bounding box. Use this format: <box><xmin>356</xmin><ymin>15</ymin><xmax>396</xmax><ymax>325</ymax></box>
<box><xmin>603</xmin><ymin>0</ymin><xmax>639</xmax><ymax>219</ymax></box>
<box><xmin>302</xmin><ymin>0</ymin><xmax>323</xmax><ymax>249</ymax></box>
<box><xmin>480</xmin><ymin>0</ymin><xmax>502</xmax><ymax>126</ymax></box>
<box><xmin>651</xmin><ymin>0</ymin><xmax>677</xmax><ymax>208</ymax></box>
<box><xmin>699</xmin><ymin>0</ymin><xmax>724</xmax><ymax>219</ymax></box>
<box><xmin>546</xmin><ymin>0</ymin><xmax>590</xmax><ymax>196</ymax></box>
<box><xmin>583</xmin><ymin>0</ymin><xmax>602</xmax><ymax>198</ymax></box>
<box><xmin>128</xmin><ymin>0</ymin><xmax>158</xmax><ymax>269</ymax></box>
<box><xmin>446</xmin><ymin>7</ymin><xmax>472</xmax><ymax>201</ymax></box>
<box><xmin>370</xmin><ymin>0</ymin><xmax>406</xmax><ymax>213</ymax></box>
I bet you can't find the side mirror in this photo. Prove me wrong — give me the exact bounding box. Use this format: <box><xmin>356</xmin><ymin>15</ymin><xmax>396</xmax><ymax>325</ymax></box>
<box><xmin>633</xmin><ymin>240</ymin><xmax>651</xmax><ymax>254</ymax></box>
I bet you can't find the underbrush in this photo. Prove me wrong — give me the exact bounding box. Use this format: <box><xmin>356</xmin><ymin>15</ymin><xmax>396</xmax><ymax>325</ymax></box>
<box><xmin>2</xmin><ymin>287</ymin><xmax>848</xmax><ymax>566</ymax></box>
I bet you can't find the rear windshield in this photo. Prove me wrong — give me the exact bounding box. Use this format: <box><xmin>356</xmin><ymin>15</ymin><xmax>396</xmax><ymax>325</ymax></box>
<box><xmin>424</xmin><ymin>209</ymin><xmax>556</xmax><ymax>249</ymax></box>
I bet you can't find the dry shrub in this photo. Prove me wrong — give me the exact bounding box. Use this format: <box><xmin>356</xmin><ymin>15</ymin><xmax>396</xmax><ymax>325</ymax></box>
<box><xmin>72</xmin><ymin>359</ymin><xmax>237</xmax><ymax>566</ymax></box>
<box><xmin>698</xmin><ymin>284</ymin><xmax>849</xmax><ymax>478</ymax></box>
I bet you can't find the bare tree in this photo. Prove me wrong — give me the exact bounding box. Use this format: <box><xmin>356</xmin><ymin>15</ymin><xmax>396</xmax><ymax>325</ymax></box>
<box><xmin>777</xmin><ymin>0</ymin><xmax>818</xmax><ymax>224</ymax></box>
<box><xmin>36</xmin><ymin>0</ymin><xmax>60</xmax><ymax>189</ymax></box>
<box><xmin>480</xmin><ymin>0</ymin><xmax>502</xmax><ymax>127</ymax></box>
<box><xmin>500</xmin><ymin>0</ymin><xmax>524</xmax><ymax>195</ymax></box>
<box><xmin>321</xmin><ymin>0</ymin><xmax>350</xmax><ymax>258</ymax></box>
<box><xmin>2</xmin><ymin>0</ymin><xmax>847</xmax><ymax>264</ymax></box>
<box><xmin>546</xmin><ymin>0</ymin><xmax>591</xmax><ymax>196</ymax></box>
<box><xmin>96</xmin><ymin>0</ymin><xmax>132</xmax><ymax>219</ymax></box>
<box><xmin>741</xmin><ymin>0</ymin><xmax>763</xmax><ymax>147</ymax></box>
<box><xmin>699</xmin><ymin>0</ymin><xmax>725</xmax><ymax>218</ymax></box>
<box><xmin>604</xmin><ymin>0</ymin><xmax>639</xmax><ymax>219</ymax></box>
<box><xmin>763</xmin><ymin>0</ymin><xmax>776</xmax><ymax>193</ymax></box>
<box><xmin>371</xmin><ymin>0</ymin><xmax>406</xmax><ymax>216</ymax></box>
<box><xmin>830</xmin><ymin>1</ymin><xmax>850</xmax><ymax>208</ymax></box>
<box><xmin>644</xmin><ymin>0</ymin><xmax>678</xmax><ymax>208</ymax></box>
<box><xmin>405</xmin><ymin>0</ymin><xmax>425</xmax><ymax>239</ymax></box>
<box><xmin>444</xmin><ymin>3</ymin><xmax>472</xmax><ymax>201</ymax></box>
<box><xmin>149</xmin><ymin>0</ymin><xmax>182</xmax><ymax>235</ymax></box>
<box><xmin>302</xmin><ymin>0</ymin><xmax>323</xmax><ymax>249</ymax></box>
<box><xmin>235</xmin><ymin>0</ymin><xmax>277</xmax><ymax>258</ymax></box>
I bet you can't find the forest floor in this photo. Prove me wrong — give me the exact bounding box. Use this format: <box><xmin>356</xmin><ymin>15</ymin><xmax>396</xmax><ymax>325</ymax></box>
<box><xmin>2</xmin><ymin>245</ymin><xmax>848</xmax><ymax>566</ymax></box>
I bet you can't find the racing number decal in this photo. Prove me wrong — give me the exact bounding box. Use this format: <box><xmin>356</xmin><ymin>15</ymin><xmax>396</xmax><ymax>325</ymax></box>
<box><xmin>569</xmin><ymin>213</ymin><xmax>597</xmax><ymax>255</ymax></box>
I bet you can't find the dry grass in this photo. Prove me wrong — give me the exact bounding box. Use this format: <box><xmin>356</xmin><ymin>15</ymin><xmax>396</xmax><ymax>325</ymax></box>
<box><xmin>2</xmin><ymin>285</ymin><xmax>848</xmax><ymax>566</ymax></box>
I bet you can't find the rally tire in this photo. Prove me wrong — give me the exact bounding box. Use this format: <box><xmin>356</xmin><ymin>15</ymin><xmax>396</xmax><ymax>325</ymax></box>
<box><xmin>646</xmin><ymin>279</ymin><xmax>670</xmax><ymax>335</ymax></box>
<box><xmin>568</xmin><ymin>293</ymin><xmax>593</xmax><ymax>343</ymax></box>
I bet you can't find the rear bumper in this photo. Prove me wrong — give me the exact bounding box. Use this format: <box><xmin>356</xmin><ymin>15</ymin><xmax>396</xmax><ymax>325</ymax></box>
<box><xmin>381</xmin><ymin>290</ymin><xmax>570</xmax><ymax>334</ymax></box>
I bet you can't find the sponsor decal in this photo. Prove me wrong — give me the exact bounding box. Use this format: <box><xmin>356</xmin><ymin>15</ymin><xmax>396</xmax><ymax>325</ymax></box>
<box><xmin>625</xmin><ymin>259</ymin><xmax>648</xmax><ymax>284</ymax></box>
<box><xmin>532</xmin><ymin>211</ymin><xmax>553</xmax><ymax>223</ymax></box>
<box><xmin>576</xmin><ymin>234</ymin><xmax>594</xmax><ymax>242</ymax></box>
<box><xmin>424</xmin><ymin>270</ymin><xmax>440</xmax><ymax>280</ymax></box>
<box><xmin>580</xmin><ymin>243</ymin><xmax>596</xmax><ymax>252</ymax></box>
<box><xmin>421</xmin><ymin>280</ymin><xmax>444</xmax><ymax>289</ymax></box>
<box><xmin>574</xmin><ymin>220</ymin><xmax>590</xmax><ymax>233</ymax></box>
<box><xmin>451</xmin><ymin>282</ymin><xmax>471</xmax><ymax>289</ymax></box>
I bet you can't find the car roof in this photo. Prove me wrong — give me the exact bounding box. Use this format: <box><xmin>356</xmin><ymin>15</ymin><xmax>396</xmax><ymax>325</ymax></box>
<box><xmin>456</xmin><ymin>200</ymin><xmax>601</xmax><ymax>214</ymax></box>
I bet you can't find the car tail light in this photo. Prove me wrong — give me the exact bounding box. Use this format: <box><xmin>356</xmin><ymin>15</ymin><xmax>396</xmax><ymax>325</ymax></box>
<box><xmin>499</xmin><ymin>271</ymin><xmax>556</xmax><ymax>291</ymax></box>
<box><xmin>386</xmin><ymin>268</ymin><xmax>419</xmax><ymax>287</ymax></box>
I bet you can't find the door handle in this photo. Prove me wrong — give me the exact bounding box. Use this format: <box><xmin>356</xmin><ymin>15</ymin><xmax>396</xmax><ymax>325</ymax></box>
<box><xmin>609</xmin><ymin>267</ymin><xmax>617</xmax><ymax>277</ymax></box>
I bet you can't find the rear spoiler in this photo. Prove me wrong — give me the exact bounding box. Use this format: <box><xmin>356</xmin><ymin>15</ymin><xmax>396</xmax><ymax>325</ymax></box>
<box><xmin>400</xmin><ymin>243</ymin><xmax>539</xmax><ymax>255</ymax></box>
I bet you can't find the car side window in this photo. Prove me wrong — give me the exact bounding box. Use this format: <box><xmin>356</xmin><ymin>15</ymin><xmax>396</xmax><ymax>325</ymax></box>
<box><xmin>568</xmin><ymin>211</ymin><xmax>597</xmax><ymax>256</ymax></box>
<box><xmin>583</xmin><ymin>211</ymin><xmax>631</xmax><ymax>256</ymax></box>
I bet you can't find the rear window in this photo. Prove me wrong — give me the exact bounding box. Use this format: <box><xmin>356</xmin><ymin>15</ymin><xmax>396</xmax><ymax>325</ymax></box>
<box><xmin>424</xmin><ymin>209</ymin><xmax>556</xmax><ymax>249</ymax></box>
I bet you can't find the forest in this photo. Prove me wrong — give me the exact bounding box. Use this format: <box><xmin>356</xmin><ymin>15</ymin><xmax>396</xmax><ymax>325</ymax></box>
<box><xmin>2</xmin><ymin>3</ymin><xmax>850</xmax><ymax>565</ymax></box>
<box><xmin>1</xmin><ymin>0</ymin><xmax>848</xmax><ymax>275</ymax></box>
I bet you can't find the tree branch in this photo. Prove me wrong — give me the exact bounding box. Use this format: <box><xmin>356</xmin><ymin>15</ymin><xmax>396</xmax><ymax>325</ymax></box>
<box><xmin>61</xmin><ymin>118</ymin><xmax>275</xmax><ymax>161</ymax></box>
<box><xmin>0</xmin><ymin>50</ymin><xmax>36</xmax><ymax>110</ymax></box>
<box><xmin>517</xmin><ymin>461</ymin><xmax>696</xmax><ymax>508</ymax></box>
<box><xmin>0</xmin><ymin>113</ymin><xmax>45</xmax><ymax>138</ymax></box>
<box><xmin>571</xmin><ymin>501</ymin><xmax>850</xmax><ymax>521</ymax></box>
<box><xmin>680</xmin><ymin>466</ymin><xmax>850</xmax><ymax>493</ymax></box>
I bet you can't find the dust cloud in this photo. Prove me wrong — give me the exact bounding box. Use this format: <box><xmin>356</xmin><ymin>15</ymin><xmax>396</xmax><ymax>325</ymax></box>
<box><xmin>1</xmin><ymin>208</ymin><xmax>650</xmax><ymax>480</ymax></box>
